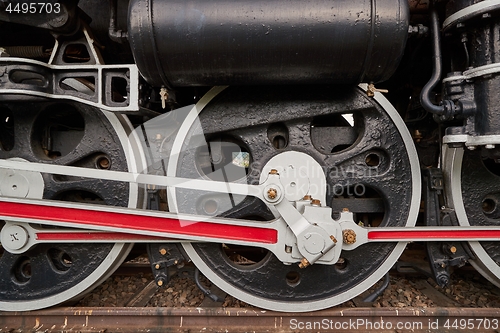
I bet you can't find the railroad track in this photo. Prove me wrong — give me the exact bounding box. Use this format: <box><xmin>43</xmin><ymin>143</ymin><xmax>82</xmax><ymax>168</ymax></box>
<box><xmin>3</xmin><ymin>265</ymin><xmax>500</xmax><ymax>332</ymax></box>
<box><xmin>2</xmin><ymin>306</ymin><xmax>500</xmax><ymax>332</ymax></box>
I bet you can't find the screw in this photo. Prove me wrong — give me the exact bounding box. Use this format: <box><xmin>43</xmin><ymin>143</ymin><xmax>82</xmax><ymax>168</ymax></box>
<box><xmin>343</xmin><ymin>229</ymin><xmax>357</xmax><ymax>244</ymax></box>
<box><xmin>311</xmin><ymin>199</ymin><xmax>321</xmax><ymax>207</ymax></box>
<box><xmin>267</xmin><ymin>188</ymin><xmax>278</xmax><ymax>200</ymax></box>
<box><xmin>485</xmin><ymin>144</ymin><xmax>495</xmax><ymax>149</ymax></box>
<box><xmin>342</xmin><ymin>207</ymin><xmax>350</xmax><ymax>212</ymax></box>
<box><xmin>467</xmin><ymin>145</ymin><xmax>476</xmax><ymax>150</ymax></box>
<box><xmin>157</xmin><ymin>280</ymin><xmax>164</xmax><ymax>286</ymax></box>
<box><xmin>269</xmin><ymin>169</ymin><xmax>279</xmax><ymax>175</ymax></box>
<box><xmin>159</xmin><ymin>248</ymin><xmax>167</xmax><ymax>255</ymax></box>
<box><xmin>155</xmin><ymin>264</ymin><xmax>160</xmax><ymax>270</ymax></box>
<box><xmin>303</xmin><ymin>195</ymin><xmax>312</xmax><ymax>201</ymax></box>
<box><xmin>449</xmin><ymin>246</ymin><xmax>457</xmax><ymax>254</ymax></box>
<box><xmin>330</xmin><ymin>235</ymin><xmax>338</xmax><ymax>244</ymax></box>
<box><xmin>298</xmin><ymin>258</ymin><xmax>310</xmax><ymax>269</ymax></box>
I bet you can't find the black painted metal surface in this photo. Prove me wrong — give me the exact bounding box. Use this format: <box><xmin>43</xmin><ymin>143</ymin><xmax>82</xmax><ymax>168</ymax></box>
<box><xmin>461</xmin><ymin>149</ymin><xmax>500</xmax><ymax>267</ymax></box>
<box><xmin>128</xmin><ymin>0</ymin><xmax>409</xmax><ymax>88</ymax></box>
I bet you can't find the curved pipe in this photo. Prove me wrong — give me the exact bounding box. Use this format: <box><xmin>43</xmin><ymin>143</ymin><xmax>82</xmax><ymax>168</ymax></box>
<box><xmin>109</xmin><ymin>0</ymin><xmax>128</xmax><ymax>43</ymax></box>
<box><xmin>194</xmin><ymin>268</ymin><xmax>224</xmax><ymax>302</ymax></box>
<box><xmin>420</xmin><ymin>10</ymin><xmax>448</xmax><ymax>116</ymax></box>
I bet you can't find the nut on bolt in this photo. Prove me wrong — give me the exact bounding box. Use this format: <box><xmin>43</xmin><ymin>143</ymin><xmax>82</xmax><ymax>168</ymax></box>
<box><xmin>159</xmin><ymin>248</ymin><xmax>168</xmax><ymax>255</ymax></box>
<box><xmin>267</xmin><ymin>188</ymin><xmax>278</xmax><ymax>200</ymax></box>
<box><xmin>299</xmin><ymin>258</ymin><xmax>310</xmax><ymax>269</ymax></box>
<box><xmin>264</xmin><ymin>185</ymin><xmax>281</xmax><ymax>203</ymax></box>
<box><xmin>330</xmin><ymin>235</ymin><xmax>338</xmax><ymax>244</ymax></box>
<box><xmin>311</xmin><ymin>199</ymin><xmax>321</xmax><ymax>207</ymax></box>
<box><xmin>343</xmin><ymin>229</ymin><xmax>357</xmax><ymax>245</ymax></box>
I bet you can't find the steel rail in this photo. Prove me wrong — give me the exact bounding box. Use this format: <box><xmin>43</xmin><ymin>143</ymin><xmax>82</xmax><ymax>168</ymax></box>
<box><xmin>1</xmin><ymin>307</ymin><xmax>500</xmax><ymax>332</ymax></box>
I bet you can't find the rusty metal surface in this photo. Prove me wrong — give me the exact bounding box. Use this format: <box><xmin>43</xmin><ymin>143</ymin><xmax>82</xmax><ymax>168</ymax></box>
<box><xmin>2</xmin><ymin>307</ymin><xmax>500</xmax><ymax>333</ymax></box>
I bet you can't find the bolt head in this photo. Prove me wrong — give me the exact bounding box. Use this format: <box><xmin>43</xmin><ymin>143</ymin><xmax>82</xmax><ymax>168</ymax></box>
<box><xmin>159</xmin><ymin>248</ymin><xmax>167</xmax><ymax>255</ymax></box>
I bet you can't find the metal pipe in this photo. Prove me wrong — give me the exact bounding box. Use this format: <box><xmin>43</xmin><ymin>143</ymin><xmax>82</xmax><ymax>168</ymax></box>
<box><xmin>420</xmin><ymin>10</ymin><xmax>448</xmax><ymax>116</ymax></box>
<box><xmin>109</xmin><ymin>0</ymin><xmax>127</xmax><ymax>43</ymax></box>
<box><xmin>363</xmin><ymin>273</ymin><xmax>390</xmax><ymax>302</ymax></box>
<box><xmin>194</xmin><ymin>268</ymin><xmax>224</xmax><ymax>302</ymax></box>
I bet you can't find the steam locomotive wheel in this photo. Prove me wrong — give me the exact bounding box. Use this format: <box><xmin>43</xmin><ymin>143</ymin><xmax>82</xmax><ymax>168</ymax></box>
<box><xmin>0</xmin><ymin>102</ymin><xmax>143</xmax><ymax>311</ymax></box>
<box><xmin>167</xmin><ymin>85</ymin><xmax>420</xmax><ymax>311</ymax></box>
<box><xmin>444</xmin><ymin>146</ymin><xmax>500</xmax><ymax>286</ymax></box>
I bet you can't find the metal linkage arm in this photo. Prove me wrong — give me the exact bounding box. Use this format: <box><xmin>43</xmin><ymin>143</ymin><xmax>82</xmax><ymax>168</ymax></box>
<box><xmin>0</xmin><ymin>57</ymin><xmax>139</xmax><ymax>112</ymax></box>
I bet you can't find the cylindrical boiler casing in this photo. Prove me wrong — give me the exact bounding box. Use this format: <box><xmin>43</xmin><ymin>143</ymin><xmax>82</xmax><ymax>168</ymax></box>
<box><xmin>128</xmin><ymin>0</ymin><xmax>409</xmax><ymax>88</ymax></box>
